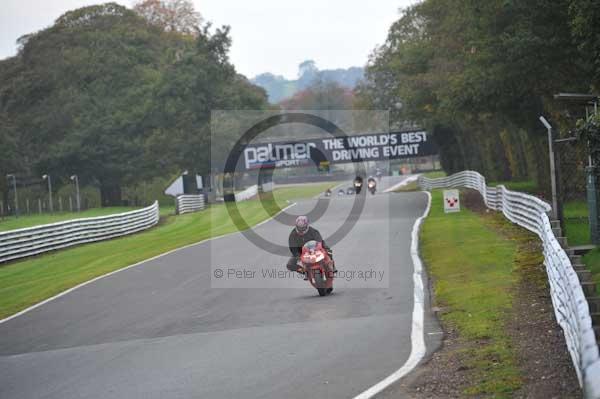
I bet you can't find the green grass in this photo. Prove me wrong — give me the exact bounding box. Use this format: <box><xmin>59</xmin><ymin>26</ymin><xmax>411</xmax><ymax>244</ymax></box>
<box><xmin>395</xmin><ymin>170</ymin><xmax>446</xmax><ymax>192</ymax></box>
<box><xmin>0</xmin><ymin>207</ymin><xmax>138</xmax><ymax>232</ymax></box>
<box><xmin>563</xmin><ymin>200</ymin><xmax>591</xmax><ymax>246</ymax></box>
<box><xmin>486</xmin><ymin>180</ymin><xmax>591</xmax><ymax>246</ymax></box>
<box><xmin>488</xmin><ymin>180</ymin><xmax>538</xmax><ymax>194</ymax></box>
<box><xmin>160</xmin><ymin>205</ymin><xmax>176</xmax><ymax>217</ymax></box>
<box><xmin>270</xmin><ymin>183</ymin><xmax>338</xmax><ymax>202</ymax></box>
<box><xmin>583</xmin><ymin>249</ymin><xmax>600</xmax><ymax>295</ymax></box>
<box><xmin>0</xmin><ymin>183</ymin><xmax>335</xmax><ymax>319</ymax></box>
<box><xmin>421</xmin><ymin>190</ymin><xmax>522</xmax><ymax>395</ymax></box>
<box><xmin>422</xmin><ymin>170</ymin><xmax>447</xmax><ymax>179</ymax></box>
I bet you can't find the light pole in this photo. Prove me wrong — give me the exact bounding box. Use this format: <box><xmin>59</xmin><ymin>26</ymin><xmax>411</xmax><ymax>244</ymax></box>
<box><xmin>5</xmin><ymin>174</ymin><xmax>18</xmax><ymax>218</ymax></box>
<box><xmin>42</xmin><ymin>174</ymin><xmax>53</xmax><ymax>213</ymax></box>
<box><xmin>70</xmin><ymin>175</ymin><xmax>80</xmax><ymax>212</ymax></box>
<box><xmin>539</xmin><ymin>116</ymin><xmax>558</xmax><ymax>219</ymax></box>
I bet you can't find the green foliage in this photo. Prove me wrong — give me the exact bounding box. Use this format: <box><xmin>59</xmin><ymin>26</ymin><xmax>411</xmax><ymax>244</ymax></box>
<box><xmin>0</xmin><ymin>3</ymin><xmax>268</xmax><ymax>206</ymax></box>
<box><xmin>358</xmin><ymin>0</ymin><xmax>594</xmax><ymax>187</ymax></box>
<box><xmin>574</xmin><ymin>113</ymin><xmax>600</xmax><ymax>166</ymax></box>
<box><xmin>569</xmin><ymin>0</ymin><xmax>600</xmax><ymax>88</ymax></box>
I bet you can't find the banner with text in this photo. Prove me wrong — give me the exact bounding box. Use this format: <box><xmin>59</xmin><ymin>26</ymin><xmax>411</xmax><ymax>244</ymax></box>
<box><xmin>241</xmin><ymin>130</ymin><xmax>437</xmax><ymax>170</ymax></box>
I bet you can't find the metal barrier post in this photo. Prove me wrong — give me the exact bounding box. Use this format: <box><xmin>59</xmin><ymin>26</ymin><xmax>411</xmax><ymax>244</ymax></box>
<box><xmin>586</xmin><ymin>166</ymin><xmax>600</xmax><ymax>244</ymax></box>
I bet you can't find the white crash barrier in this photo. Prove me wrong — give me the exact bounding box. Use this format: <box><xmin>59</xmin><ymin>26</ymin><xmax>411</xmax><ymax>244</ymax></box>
<box><xmin>0</xmin><ymin>202</ymin><xmax>160</xmax><ymax>263</ymax></box>
<box><xmin>176</xmin><ymin>194</ymin><xmax>205</xmax><ymax>215</ymax></box>
<box><xmin>235</xmin><ymin>185</ymin><xmax>258</xmax><ymax>202</ymax></box>
<box><xmin>419</xmin><ymin>171</ymin><xmax>600</xmax><ymax>398</ymax></box>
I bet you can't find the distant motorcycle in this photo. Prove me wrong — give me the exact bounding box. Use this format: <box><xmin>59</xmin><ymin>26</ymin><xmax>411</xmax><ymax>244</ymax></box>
<box><xmin>353</xmin><ymin>176</ymin><xmax>363</xmax><ymax>194</ymax></box>
<box><xmin>324</xmin><ymin>188</ymin><xmax>332</xmax><ymax>197</ymax></box>
<box><xmin>367</xmin><ymin>177</ymin><xmax>377</xmax><ymax>195</ymax></box>
<box><xmin>297</xmin><ymin>240</ymin><xmax>335</xmax><ymax>296</ymax></box>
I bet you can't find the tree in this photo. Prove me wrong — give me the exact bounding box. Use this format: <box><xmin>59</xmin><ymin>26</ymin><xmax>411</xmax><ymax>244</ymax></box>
<box><xmin>133</xmin><ymin>0</ymin><xmax>202</xmax><ymax>36</ymax></box>
<box><xmin>568</xmin><ymin>0</ymin><xmax>600</xmax><ymax>89</ymax></box>
<box><xmin>280</xmin><ymin>79</ymin><xmax>354</xmax><ymax>110</ymax></box>
<box><xmin>0</xmin><ymin>109</ymin><xmax>20</xmax><ymax>208</ymax></box>
<box><xmin>0</xmin><ymin>3</ymin><xmax>267</xmax><ymax>206</ymax></box>
<box><xmin>357</xmin><ymin>0</ymin><xmax>590</xmax><ymax>185</ymax></box>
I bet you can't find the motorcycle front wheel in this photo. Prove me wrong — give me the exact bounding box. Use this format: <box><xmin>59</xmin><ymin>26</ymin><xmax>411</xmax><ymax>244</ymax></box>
<box><xmin>313</xmin><ymin>270</ymin><xmax>329</xmax><ymax>296</ymax></box>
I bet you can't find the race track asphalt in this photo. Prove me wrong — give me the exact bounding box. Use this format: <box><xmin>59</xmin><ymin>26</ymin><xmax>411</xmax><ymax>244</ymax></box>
<box><xmin>0</xmin><ymin>176</ymin><xmax>435</xmax><ymax>399</ymax></box>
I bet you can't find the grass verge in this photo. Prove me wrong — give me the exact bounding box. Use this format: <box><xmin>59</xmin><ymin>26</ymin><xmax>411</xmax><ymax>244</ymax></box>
<box><xmin>420</xmin><ymin>189</ymin><xmax>522</xmax><ymax>395</ymax></box>
<box><xmin>0</xmin><ymin>183</ymin><xmax>334</xmax><ymax>320</ymax></box>
<box><xmin>475</xmin><ymin>179</ymin><xmax>590</xmax><ymax>246</ymax></box>
<box><xmin>583</xmin><ymin>249</ymin><xmax>600</xmax><ymax>295</ymax></box>
<box><xmin>488</xmin><ymin>180</ymin><xmax>538</xmax><ymax>194</ymax></box>
<box><xmin>563</xmin><ymin>200</ymin><xmax>590</xmax><ymax>246</ymax></box>
<box><xmin>395</xmin><ymin>170</ymin><xmax>446</xmax><ymax>192</ymax></box>
<box><xmin>0</xmin><ymin>207</ymin><xmax>139</xmax><ymax>232</ymax></box>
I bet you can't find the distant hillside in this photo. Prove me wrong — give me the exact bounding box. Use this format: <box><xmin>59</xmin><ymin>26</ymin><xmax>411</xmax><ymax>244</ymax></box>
<box><xmin>252</xmin><ymin>60</ymin><xmax>363</xmax><ymax>103</ymax></box>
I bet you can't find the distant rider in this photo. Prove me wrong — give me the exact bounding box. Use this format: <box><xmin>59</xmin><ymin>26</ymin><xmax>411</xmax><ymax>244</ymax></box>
<box><xmin>286</xmin><ymin>216</ymin><xmax>336</xmax><ymax>275</ymax></box>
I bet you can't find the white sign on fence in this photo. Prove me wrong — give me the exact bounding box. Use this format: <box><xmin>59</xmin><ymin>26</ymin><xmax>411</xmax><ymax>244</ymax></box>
<box><xmin>443</xmin><ymin>189</ymin><xmax>460</xmax><ymax>213</ymax></box>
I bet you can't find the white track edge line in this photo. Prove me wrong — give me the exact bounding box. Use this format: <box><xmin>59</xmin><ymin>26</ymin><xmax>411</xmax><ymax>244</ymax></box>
<box><xmin>0</xmin><ymin>202</ymin><xmax>297</xmax><ymax>325</ymax></box>
<box><xmin>383</xmin><ymin>174</ymin><xmax>421</xmax><ymax>193</ymax></box>
<box><xmin>352</xmin><ymin>190</ymin><xmax>432</xmax><ymax>399</ymax></box>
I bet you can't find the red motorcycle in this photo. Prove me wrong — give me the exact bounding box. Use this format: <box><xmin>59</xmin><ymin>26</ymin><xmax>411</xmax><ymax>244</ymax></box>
<box><xmin>298</xmin><ymin>240</ymin><xmax>335</xmax><ymax>296</ymax></box>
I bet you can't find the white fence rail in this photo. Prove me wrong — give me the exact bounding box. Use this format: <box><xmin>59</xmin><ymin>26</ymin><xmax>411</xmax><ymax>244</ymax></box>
<box><xmin>419</xmin><ymin>171</ymin><xmax>600</xmax><ymax>398</ymax></box>
<box><xmin>262</xmin><ymin>182</ymin><xmax>274</xmax><ymax>193</ymax></box>
<box><xmin>235</xmin><ymin>185</ymin><xmax>258</xmax><ymax>202</ymax></box>
<box><xmin>0</xmin><ymin>202</ymin><xmax>160</xmax><ymax>264</ymax></box>
<box><xmin>175</xmin><ymin>194</ymin><xmax>205</xmax><ymax>215</ymax></box>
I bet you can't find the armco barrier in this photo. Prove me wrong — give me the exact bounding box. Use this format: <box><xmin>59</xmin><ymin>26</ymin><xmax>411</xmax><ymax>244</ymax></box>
<box><xmin>235</xmin><ymin>185</ymin><xmax>258</xmax><ymax>202</ymax></box>
<box><xmin>176</xmin><ymin>194</ymin><xmax>205</xmax><ymax>215</ymax></box>
<box><xmin>0</xmin><ymin>202</ymin><xmax>159</xmax><ymax>264</ymax></box>
<box><xmin>419</xmin><ymin>171</ymin><xmax>600</xmax><ymax>398</ymax></box>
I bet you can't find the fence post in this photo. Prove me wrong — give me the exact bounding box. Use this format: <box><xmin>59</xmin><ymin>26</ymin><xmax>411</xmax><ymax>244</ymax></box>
<box><xmin>497</xmin><ymin>186</ymin><xmax>503</xmax><ymax>212</ymax></box>
<box><xmin>38</xmin><ymin>199</ymin><xmax>42</xmax><ymax>214</ymax></box>
<box><xmin>69</xmin><ymin>197</ymin><xmax>73</xmax><ymax>212</ymax></box>
<box><xmin>59</xmin><ymin>197</ymin><xmax>63</xmax><ymax>213</ymax></box>
<box><xmin>26</xmin><ymin>199</ymin><xmax>30</xmax><ymax>214</ymax></box>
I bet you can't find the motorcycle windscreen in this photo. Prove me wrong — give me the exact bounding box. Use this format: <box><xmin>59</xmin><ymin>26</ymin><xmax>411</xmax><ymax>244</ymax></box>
<box><xmin>303</xmin><ymin>240</ymin><xmax>318</xmax><ymax>252</ymax></box>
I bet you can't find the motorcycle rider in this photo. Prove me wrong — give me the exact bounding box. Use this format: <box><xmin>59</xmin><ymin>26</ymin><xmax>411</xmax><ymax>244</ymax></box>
<box><xmin>286</xmin><ymin>215</ymin><xmax>336</xmax><ymax>275</ymax></box>
<box><xmin>353</xmin><ymin>175</ymin><xmax>364</xmax><ymax>194</ymax></box>
<box><xmin>367</xmin><ymin>176</ymin><xmax>377</xmax><ymax>194</ymax></box>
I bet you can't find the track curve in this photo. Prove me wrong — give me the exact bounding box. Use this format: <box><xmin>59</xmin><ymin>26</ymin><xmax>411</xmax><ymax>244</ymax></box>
<box><xmin>0</xmin><ymin>177</ymin><xmax>429</xmax><ymax>399</ymax></box>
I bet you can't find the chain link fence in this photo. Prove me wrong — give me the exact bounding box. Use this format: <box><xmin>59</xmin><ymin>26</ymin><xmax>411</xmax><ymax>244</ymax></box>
<box><xmin>555</xmin><ymin>137</ymin><xmax>591</xmax><ymax>246</ymax></box>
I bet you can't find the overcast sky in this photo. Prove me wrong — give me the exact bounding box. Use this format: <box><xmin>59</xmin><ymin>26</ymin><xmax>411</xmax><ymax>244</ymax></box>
<box><xmin>1</xmin><ymin>0</ymin><xmax>415</xmax><ymax>79</ymax></box>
